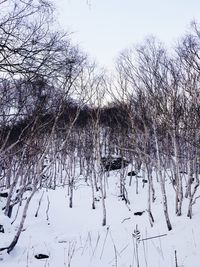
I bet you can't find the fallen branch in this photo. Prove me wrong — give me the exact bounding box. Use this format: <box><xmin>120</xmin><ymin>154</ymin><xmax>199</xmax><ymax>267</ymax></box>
<box><xmin>121</xmin><ymin>217</ymin><xmax>131</xmax><ymax>223</ymax></box>
<box><xmin>140</xmin><ymin>233</ymin><xmax>167</xmax><ymax>242</ymax></box>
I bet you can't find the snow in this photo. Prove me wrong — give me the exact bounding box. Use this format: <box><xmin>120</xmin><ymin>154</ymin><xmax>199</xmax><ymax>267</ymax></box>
<box><xmin>0</xmin><ymin>167</ymin><xmax>200</xmax><ymax>267</ymax></box>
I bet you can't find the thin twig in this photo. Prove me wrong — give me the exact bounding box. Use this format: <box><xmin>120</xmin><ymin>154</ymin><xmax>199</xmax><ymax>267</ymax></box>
<box><xmin>140</xmin><ymin>234</ymin><xmax>167</xmax><ymax>242</ymax></box>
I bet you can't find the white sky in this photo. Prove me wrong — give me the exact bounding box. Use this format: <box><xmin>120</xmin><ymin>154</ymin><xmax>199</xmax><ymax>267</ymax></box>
<box><xmin>53</xmin><ymin>0</ymin><xmax>200</xmax><ymax>69</ymax></box>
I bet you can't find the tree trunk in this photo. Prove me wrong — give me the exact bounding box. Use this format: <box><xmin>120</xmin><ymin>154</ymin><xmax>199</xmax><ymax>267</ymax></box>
<box><xmin>154</xmin><ymin>124</ymin><xmax>172</xmax><ymax>231</ymax></box>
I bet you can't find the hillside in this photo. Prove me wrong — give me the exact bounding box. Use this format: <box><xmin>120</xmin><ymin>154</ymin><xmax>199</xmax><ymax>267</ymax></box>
<box><xmin>1</xmin><ymin>164</ymin><xmax>199</xmax><ymax>267</ymax></box>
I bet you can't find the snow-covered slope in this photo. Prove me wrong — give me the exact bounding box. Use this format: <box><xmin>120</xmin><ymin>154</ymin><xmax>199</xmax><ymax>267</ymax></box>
<box><xmin>0</xmin><ymin>168</ymin><xmax>200</xmax><ymax>267</ymax></box>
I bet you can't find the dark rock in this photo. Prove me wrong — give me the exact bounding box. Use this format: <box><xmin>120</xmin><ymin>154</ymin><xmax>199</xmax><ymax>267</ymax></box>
<box><xmin>35</xmin><ymin>254</ymin><xmax>49</xmax><ymax>259</ymax></box>
<box><xmin>0</xmin><ymin>192</ymin><xmax>8</xmax><ymax>198</ymax></box>
<box><xmin>127</xmin><ymin>171</ymin><xmax>137</xmax><ymax>176</ymax></box>
<box><xmin>0</xmin><ymin>225</ymin><xmax>4</xmax><ymax>233</ymax></box>
<box><xmin>142</xmin><ymin>179</ymin><xmax>148</xmax><ymax>183</ymax></box>
<box><xmin>101</xmin><ymin>156</ymin><xmax>129</xmax><ymax>171</ymax></box>
<box><xmin>134</xmin><ymin>211</ymin><xmax>145</xmax><ymax>216</ymax></box>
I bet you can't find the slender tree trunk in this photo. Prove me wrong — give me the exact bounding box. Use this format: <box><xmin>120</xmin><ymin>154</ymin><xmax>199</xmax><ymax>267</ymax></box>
<box><xmin>0</xmin><ymin>187</ymin><xmax>37</xmax><ymax>253</ymax></box>
<box><xmin>154</xmin><ymin>124</ymin><xmax>172</xmax><ymax>231</ymax></box>
<box><xmin>146</xmin><ymin>163</ymin><xmax>154</xmax><ymax>227</ymax></box>
<box><xmin>187</xmin><ymin>154</ymin><xmax>200</xmax><ymax>218</ymax></box>
<box><xmin>172</xmin><ymin>131</ymin><xmax>183</xmax><ymax>216</ymax></box>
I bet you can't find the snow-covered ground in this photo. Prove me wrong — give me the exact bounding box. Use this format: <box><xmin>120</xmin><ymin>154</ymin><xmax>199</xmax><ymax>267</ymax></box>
<box><xmin>0</xmin><ymin>168</ymin><xmax>200</xmax><ymax>267</ymax></box>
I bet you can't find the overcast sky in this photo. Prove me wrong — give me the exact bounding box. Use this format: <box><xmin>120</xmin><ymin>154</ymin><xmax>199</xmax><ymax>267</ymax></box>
<box><xmin>53</xmin><ymin>0</ymin><xmax>200</xmax><ymax>69</ymax></box>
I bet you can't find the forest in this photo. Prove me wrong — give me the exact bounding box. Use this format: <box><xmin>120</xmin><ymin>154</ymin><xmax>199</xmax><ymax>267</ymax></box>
<box><xmin>0</xmin><ymin>1</ymin><xmax>200</xmax><ymax>266</ymax></box>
